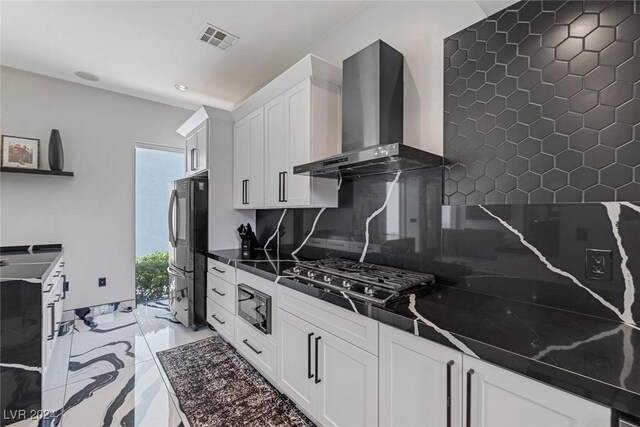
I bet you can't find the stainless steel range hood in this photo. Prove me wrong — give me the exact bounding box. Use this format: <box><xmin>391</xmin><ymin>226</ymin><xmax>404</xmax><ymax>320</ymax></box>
<box><xmin>294</xmin><ymin>40</ymin><xmax>442</xmax><ymax>179</ymax></box>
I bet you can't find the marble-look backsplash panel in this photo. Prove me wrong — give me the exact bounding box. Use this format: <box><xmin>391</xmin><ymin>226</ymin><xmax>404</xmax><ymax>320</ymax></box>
<box><xmin>256</xmin><ymin>169</ymin><xmax>640</xmax><ymax>326</ymax></box>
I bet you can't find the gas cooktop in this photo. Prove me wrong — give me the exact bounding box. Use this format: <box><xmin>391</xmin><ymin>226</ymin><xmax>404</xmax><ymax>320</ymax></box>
<box><xmin>283</xmin><ymin>258</ymin><xmax>435</xmax><ymax>306</ymax></box>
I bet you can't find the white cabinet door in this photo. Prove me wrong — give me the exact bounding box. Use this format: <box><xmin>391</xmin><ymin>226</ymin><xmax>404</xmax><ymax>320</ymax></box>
<box><xmin>463</xmin><ymin>357</ymin><xmax>610</xmax><ymax>427</ymax></box>
<box><xmin>195</xmin><ymin>122</ymin><xmax>208</xmax><ymax>174</ymax></box>
<box><xmin>379</xmin><ymin>324</ymin><xmax>463</xmax><ymax>427</ymax></box>
<box><xmin>264</xmin><ymin>94</ymin><xmax>287</xmax><ymax>206</ymax></box>
<box><xmin>233</xmin><ymin>108</ymin><xmax>264</xmax><ymax>208</ymax></box>
<box><xmin>316</xmin><ymin>330</ymin><xmax>378</xmax><ymax>427</ymax></box>
<box><xmin>284</xmin><ymin>80</ymin><xmax>311</xmax><ymax>206</ymax></box>
<box><xmin>278</xmin><ymin>309</ymin><xmax>318</xmax><ymax>418</ymax></box>
<box><xmin>233</xmin><ymin>118</ymin><xmax>250</xmax><ymax>208</ymax></box>
<box><xmin>247</xmin><ymin>108</ymin><xmax>265</xmax><ymax>207</ymax></box>
<box><xmin>185</xmin><ymin>132</ymin><xmax>197</xmax><ymax>176</ymax></box>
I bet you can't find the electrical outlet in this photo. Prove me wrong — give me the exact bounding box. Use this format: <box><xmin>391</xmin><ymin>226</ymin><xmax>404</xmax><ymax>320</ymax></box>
<box><xmin>98</xmin><ymin>277</ymin><xmax>107</xmax><ymax>287</ymax></box>
<box><xmin>585</xmin><ymin>249</ymin><xmax>612</xmax><ymax>281</ymax></box>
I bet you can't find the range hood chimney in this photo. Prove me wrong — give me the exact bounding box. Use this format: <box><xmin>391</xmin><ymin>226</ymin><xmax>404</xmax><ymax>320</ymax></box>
<box><xmin>294</xmin><ymin>40</ymin><xmax>442</xmax><ymax>179</ymax></box>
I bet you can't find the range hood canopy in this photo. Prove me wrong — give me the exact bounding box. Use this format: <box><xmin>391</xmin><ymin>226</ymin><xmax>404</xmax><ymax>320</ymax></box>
<box><xmin>294</xmin><ymin>40</ymin><xmax>442</xmax><ymax>179</ymax></box>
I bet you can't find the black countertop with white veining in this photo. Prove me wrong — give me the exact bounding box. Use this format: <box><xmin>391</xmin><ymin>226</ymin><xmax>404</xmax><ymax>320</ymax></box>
<box><xmin>0</xmin><ymin>246</ymin><xmax>63</xmax><ymax>281</ymax></box>
<box><xmin>205</xmin><ymin>249</ymin><xmax>640</xmax><ymax>417</ymax></box>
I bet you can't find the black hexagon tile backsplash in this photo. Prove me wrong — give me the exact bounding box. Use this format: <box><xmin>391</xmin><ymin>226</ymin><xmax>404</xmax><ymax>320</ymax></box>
<box><xmin>444</xmin><ymin>0</ymin><xmax>640</xmax><ymax>205</ymax></box>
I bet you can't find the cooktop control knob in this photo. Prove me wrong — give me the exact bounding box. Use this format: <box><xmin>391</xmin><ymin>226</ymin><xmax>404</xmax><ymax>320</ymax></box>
<box><xmin>324</xmin><ymin>276</ymin><xmax>333</xmax><ymax>283</ymax></box>
<box><xmin>293</xmin><ymin>266</ymin><xmax>300</xmax><ymax>274</ymax></box>
<box><xmin>307</xmin><ymin>271</ymin><xmax>316</xmax><ymax>278</ymax></box>
<box><xmin>364</xmin><ymin>286</ymin><xmax>375</xmax><ymax>295</ymax></box>
<box><xmin>342</xmin><ymin>280</ymin><xmax>352</xmax><ymax>289</ymax></box>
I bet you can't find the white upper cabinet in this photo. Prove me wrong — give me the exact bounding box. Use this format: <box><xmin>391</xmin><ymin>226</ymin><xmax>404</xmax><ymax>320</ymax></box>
<box><xmin>177</xmin><ymin>106</ymin><xmax>233</xmax><ymax>177</ymax></box>
<box><xmin>233</xmin><ymin>55</ymin><xmax>341</xmax><ymax>209</ymax></box>
<box><xmin>233</xmin><ymin>107</ymin><xmax>264</xmax><ymax>209</ymax></box>
<box><xmin>195</xmin><ymin>122</ymin><xmax>208</xmax><ymax>174</ymax></box>
<box><xmin>264</xmin><ymin>94</ymin><xmax>287</xmax><ymax>206</ymax></box>
<box><xmin>283</xmin><ymin>80</ymin><xmax>312</xmax><ymax>207</ymax></box>
<box><xmin>183</xmin><ymin>120</ymin><xmax>207</xmax><ymax>176</ymax></box>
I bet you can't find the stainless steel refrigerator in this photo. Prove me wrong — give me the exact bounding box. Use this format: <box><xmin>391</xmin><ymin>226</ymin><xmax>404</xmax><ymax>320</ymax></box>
<box><xmin>167</xmin><ymin>175</ymin><xmax>207</xmax><ymax>329</ymax></box>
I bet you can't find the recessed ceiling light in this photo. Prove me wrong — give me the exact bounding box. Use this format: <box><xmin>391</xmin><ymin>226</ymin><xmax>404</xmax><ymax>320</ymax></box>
<box><xmin>74</xmin><ymin>71</ymin><xmax>100</xmax><ymax>81</ymax></box>
<box><xmin>175</xmin><ymin>84</ymin><xmax>189</xmax><ymax>91</ymax></box>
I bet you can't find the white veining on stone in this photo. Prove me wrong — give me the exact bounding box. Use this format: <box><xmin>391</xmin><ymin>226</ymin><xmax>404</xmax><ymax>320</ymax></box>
<box><xmin>532</xmin><ymin>325</ymin><xmax>623</xmax><ymax>360</ymax></box>
<box><xmin>408</xmin><ymin>294</ymin><xmax>479</xmax><ymax>357</ymax></box>
<box><xmin>264</xmin><ymin>209</ymin><xmax>287</xmax><ymax>251</ymax></box>
<box><xmin>620</xmin><ymin>326</ymin><xmax>634</xmax><ymax>388</ymax></box>
<box><xmin>291</xmin><ymin>208</ymin><xmax>326</xmax><ymax>255</ymax></box>
<box><xmin>360</xmin><ymin>171</ymin><xmax>401</xmax><ymax>262</ymax></box>
<box><xmin>604</xmin><ymin>202</ymin><xmax>636</xmax><ymax>325</ymax></box>
<box><xmin>620</xmin><ymin>201</ymin><xmax>640</xmax><ymax>214</ymax></box>
<box><xmin>340</xmin><ymin>291</ymin><xmax>359</xmax><ymax>314</ymax></box>
<box><xmin>480</xmin><ymin>205</ymin><xmax>635</xmax><ymax>327</ymax></box>
<box><xmin>0</xmin><ymin>363</ymin><xmax>41</xmax><ymax>373</ymax></box>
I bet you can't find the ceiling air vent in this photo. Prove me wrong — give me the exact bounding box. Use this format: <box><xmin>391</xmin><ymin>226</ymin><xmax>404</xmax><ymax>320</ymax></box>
<box><xmin>198</xmin><ymin>23</ymin><xmax>238</xmax><ymax>51</ymax></box>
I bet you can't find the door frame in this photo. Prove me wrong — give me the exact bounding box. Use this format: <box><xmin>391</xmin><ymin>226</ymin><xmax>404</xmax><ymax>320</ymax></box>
<box><xmin>133</xmin><ymin>141</ymin><xmax>185</xmax><ymax>305</ymax></box>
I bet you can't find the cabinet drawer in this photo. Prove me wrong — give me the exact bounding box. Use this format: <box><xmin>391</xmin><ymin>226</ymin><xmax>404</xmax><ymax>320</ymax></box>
<box><xmin>207</xmin><ymin>298</ymin><xmax>235</xmax><ymax>344</ymax></box>
<box><xmin>42</xmin><ymin>262</ymin><xmax>64</xmax><ymax>295</ymax></box>
<box><xmin>207</xmin><ymin>273</ymin><xmax>236</xmax><ymax>314</ymax></box>
<box><xmin>236</xmin><ymin>269</ymin><xmax>276</xmax><ymax>296</ymax></box>
<box><xmin>235</xmin><ymin>318</ymin><xmax>277</xmax><ymax>382</ymax></box>
<box><xmin>278</xmin><ymin>286</ymin><xmax>378</xmax><ymax>355</ymax></box>
<box><xmin>207</xmin><ymin>259</ymin><xmax>235</xmax><ymax>284</ymax></box>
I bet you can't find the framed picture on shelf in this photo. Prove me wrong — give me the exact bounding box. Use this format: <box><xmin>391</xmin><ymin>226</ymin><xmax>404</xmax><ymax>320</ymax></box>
<box><xmin>1</xmin><ymin>135</ymin><xmax>40</xmax><ymax>169</ymax></box>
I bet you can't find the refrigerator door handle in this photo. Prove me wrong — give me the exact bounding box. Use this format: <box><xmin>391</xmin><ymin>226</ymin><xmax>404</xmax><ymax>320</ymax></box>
<box><xmin>168</xmin><ymin>189</ymin><xmax>177</xmax><ymax>248</ymax></box>
<box><xmin>167</xmin><ymin>266</ymin><xmax>186</xmax><ymax>279</ymax></box>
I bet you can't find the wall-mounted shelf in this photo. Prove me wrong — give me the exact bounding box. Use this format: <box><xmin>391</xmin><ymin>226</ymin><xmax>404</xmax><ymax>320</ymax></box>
<box><xmin>1</xmin><ymin>167</ymin><xmax>74</xmax><ymax>177</ymax></box>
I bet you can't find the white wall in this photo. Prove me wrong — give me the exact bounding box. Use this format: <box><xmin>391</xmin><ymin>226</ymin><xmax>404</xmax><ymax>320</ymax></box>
<box><xmin>0</xmin><ymin>67</ymin><xmax>193</xmax><ymax>309</ymax></box>
<box><xmin>305</xmin><ymin>1</ymin><xmax>487</xmax><ymax>155</ymax></box>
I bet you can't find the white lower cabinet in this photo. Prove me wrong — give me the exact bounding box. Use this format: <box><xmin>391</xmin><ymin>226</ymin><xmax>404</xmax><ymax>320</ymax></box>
<box><xmin>278</xmin><ymin>308</ymin><xmax>378</xmax><ymax>427</ymax></box>
<box><xmin>316</xmin><ymin>329</ymin><xmax>378</xmax><ymax>427</ymax></box>
<box><xmin>206</xmin><ymin>273</ymin><xmax>236</xmax><ymax>314</ymax></box>
<box><xmin>222</xmin><ymin>270</ymin><xmax>611</xmax><ymax>427</ymax></box>
<box><xmin>279</xmin><ymin>309</ymin><xmax>317</xmax><ymax>415</ymax></box>
<box><xmin>379</xmin><ymin>324</ymin><xmax>463</xmax><ymax>427</ymax></box>
<box><xmin>206</xmin><ymin>297</ymin><xmax>235</xmax><ymax>344</ymax></box>
<box><xmin>42</xmin><ymin>257</ymin><xmax>65</xmax><ymax>376</ymax></box>
<box><xmin>235</xmin><ymin>318</ymin><xmax>277</xmax><ymax>382</ymax></box>
<box><xmin>463</xmin><ymin>356</ymin><xmax>610</xmax><ymax>427</ymax></box>
<box><xmin>379</xmin><ymin>324</ymin><xmax>610</xmax><ymax>427</ymax></box>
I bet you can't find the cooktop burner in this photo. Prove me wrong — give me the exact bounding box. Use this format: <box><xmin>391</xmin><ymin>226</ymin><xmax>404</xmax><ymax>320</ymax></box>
<box><xmin>283</xmin><ymin>258</ymin><xmax>435</xmax><ymax>306</ymax></box>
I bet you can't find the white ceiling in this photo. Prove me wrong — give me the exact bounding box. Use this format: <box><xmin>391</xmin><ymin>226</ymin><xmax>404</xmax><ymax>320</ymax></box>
<box><xmin>1</xmin><ymin>1</ymin><xmax>515</xmax><ymax>112</ymax></box>
<box><xmin>0</xmin><ymin>1</ymin><xmax>368</xmax><ymax>111</ymax></box>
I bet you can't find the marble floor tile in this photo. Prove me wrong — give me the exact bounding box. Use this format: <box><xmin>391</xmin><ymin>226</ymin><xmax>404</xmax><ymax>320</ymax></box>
<box><xmin>67</xmin><ymin>317</ymin><xmax>154</xmax><ymax>385</ymax></box>
<box><xmin>61</xmin><ymin>359</ymin><xmax>184</xmax><ymax>427</ymax></box>
<box><xmin>134</xmin><ymin>302</ymin><xmax>213</xmax><ymax>356</ymax></box>
<box><xmin>43</xmin><ymin>333</ymin><xmax>73</xmax><ymax>391</ymax></box>
<box><xmin>73</xmin><ymin>311</ymin><xmax>137</xmax><ymax>333</ymax></box>
<box><xmin>42</xmin><ymin>385</ymin><xmax>65</xmax><ymax>426</ymax></box>
<box><xmin>152</xmin><ymin>353</ymin><xmax>195</xmax><ymax>427</ymax></box>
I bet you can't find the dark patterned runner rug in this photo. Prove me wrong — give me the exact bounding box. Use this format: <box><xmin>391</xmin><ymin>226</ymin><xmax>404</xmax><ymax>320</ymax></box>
<box><xmin>156</xmin><ymin>335</ymin><xmax>315</xmax><ymax>427</ymax></box>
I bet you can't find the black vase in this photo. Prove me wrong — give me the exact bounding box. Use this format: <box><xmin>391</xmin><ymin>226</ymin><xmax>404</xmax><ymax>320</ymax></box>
<box><xmin>48</xmin><ymin>129</ymin><xmax>64</xmax><ymax>171</ymax></box>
